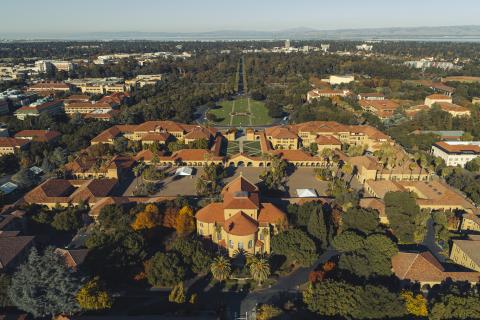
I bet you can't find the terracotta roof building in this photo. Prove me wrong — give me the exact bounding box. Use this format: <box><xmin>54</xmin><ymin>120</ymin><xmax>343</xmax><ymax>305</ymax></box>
<box><xmin>14</xmin><ymin>100</ymin><xmax>64</xmax><ymax>120</ymax></box>
<box><xmin>450</xmin><ymin>235</ymin><xmax>480</xmax><ymax>272</ymax></box>
<box><xmin>27</xmin><ymin>82</ymin><xmax>70</xmax><ymax>93</ymax></box>
<box><xmin>392</xmin><ymin>250</ymin><xmax>480</xmax><ymax>285</ymax></box>
<box><xmin>23</xmin><ymin>178</ymin><xmax>118</xmax><ymax>208</ymax></box>
<box><xmin>0</xmin><ymin>235</ymin><xmax>34</xmax><ymax>272</ymax></box>
<box><xmin>64</xmin><ymin>102</ymin><xmax>113</xmax><ymax>115</ymax></box>
<box><xmin>357</xmin><ymin>92</ymin><xmax>385</xmax><ymax>100</ymax></box>
<box><xmin>432</xmin><ymin>141</ymin><xmax>480</xmax><ymax>168</ymax></box>
<box><xmin>0</xmin><ymin>138</ymin><xmax>30</xmax><ymax>155</ymax></box>
<box><xmin>307</xmin><ymin>88</ymin><xmax>349</xmax><ymax>102</ymax></box>
<box><xmin>346</xmin><ymin>150</ymin><xmax>432</xmax><ymax>184</ymax></box>
<box><xmin>196</xmin><ymin>175</ymin><xmax>287</xmax><ymax>256</ymax></box>
<box><xmin>266</xmin><ymin>121</ymin><xmax>391</xmax><ymax>153</ymax></box>
<box><xmin>64</xmin><ymin>155</ymin><xmax>134</xmax><ymax>180</ymax></box>
<box><xmin>55</xmin><ymin>248</ymin><xmax>89</xmax><ymax>270</ymax></box>
<box><xmin>425</xmin><ymin>94</ymin><xmax>452</xmax><ymax>107</ymax></box>
<box><xmin>98</xmin><ymin>92</ymin><xmax>129</xmax><ymax>107</ymax></box>
<box><xmin>364</xmin><ymin>179</ymin><xmax>475</xmax><ymax>213</ymax></box>
<box><xmin>359</xmin><ymin>99</ymin><xmax>400</xmax><ymax>120</ymax></box>
<box><xmin>91</xmin><ymin>121</ymin><xmax>217</xmax><ymax>146</ymax></box>
<box><xmin>14</xmin><ymin>130</ymin><xmax>60</xmax><ymax>143</ymax></box>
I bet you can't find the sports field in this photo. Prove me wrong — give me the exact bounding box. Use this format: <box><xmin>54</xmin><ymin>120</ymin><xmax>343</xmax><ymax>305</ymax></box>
<box><xmin>208</xmin><ymin>97</ymin><xmax>272</xmax><ymax>126</ymax></box>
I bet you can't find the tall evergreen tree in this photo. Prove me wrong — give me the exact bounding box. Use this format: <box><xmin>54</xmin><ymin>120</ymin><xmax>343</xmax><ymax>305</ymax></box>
<box><xmin>8</xmin><ymin>248</ymin><xmax>81</xmax><ymax>318</ymax></box>
<box><xmin>307</xmin><ymin>207</ymin><xmax>328</xmax><ymax>249</ymax></box>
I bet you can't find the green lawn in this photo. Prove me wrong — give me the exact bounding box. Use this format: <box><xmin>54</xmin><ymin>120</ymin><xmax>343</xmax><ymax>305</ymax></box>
<box><xmin>248</xmin><ymin>99</ymin><xmax>272</xmax><ymax>125</ymax></box>
<box><xmin>231</xmin><ymin>115</ymin><xmax>250</xmax><ymax>126</ymax></box>
<box><xmin>208</xmin><ymin>97</ymin><xmax>273</xmax><ymax>126</ymax></box>
<box><xmin>243</xmin><ymin>141</ymin><xmax>262</xmax><ymax>156</ymax></box>
<box><xmin>226</xmin><ymin>141</ymin><xmax>240</xmax><ymax>156</ymax></box>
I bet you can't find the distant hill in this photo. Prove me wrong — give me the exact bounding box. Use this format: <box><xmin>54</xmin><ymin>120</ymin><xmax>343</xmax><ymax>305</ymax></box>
<box><xmin>3</xmin><ymin>25</ymin><xmax>480</xmax><ymax>41</ymax></box>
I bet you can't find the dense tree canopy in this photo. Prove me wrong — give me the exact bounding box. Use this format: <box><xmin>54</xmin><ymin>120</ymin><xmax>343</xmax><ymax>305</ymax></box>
<box><xmin>9</xmin><ymin>248</ymin><xmax>81</xmax><ymax>318</ymax></box>
<box><xmin>145</xmin><ymin>252</ymin><xmax>187</xmax><ymax>287</ymax></box>
<box><xmin>303</xmin><ymin>279</ymin><xmax>406</xmax><ymax>319</ymax></box>
<box><xmin>271</xmin><ymin>229</ymin><xmax>318</xmax><ymax>267</ymax></box>
<box><xmin>384</xmin><ymin>191</ymin><xmax>428</xmax><ymax>243</ymax></box>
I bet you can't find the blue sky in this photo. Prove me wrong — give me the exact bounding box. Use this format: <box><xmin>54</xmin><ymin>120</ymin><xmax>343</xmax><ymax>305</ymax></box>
<box><xmin>1</xmin><ymin>0</ymin><xmax>479</xmax><ymax>33</ymax></box>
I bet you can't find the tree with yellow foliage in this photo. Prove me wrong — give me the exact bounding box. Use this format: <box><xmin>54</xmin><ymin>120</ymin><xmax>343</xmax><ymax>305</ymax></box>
<box><xmin>76</xmin><ymin>278</ymin><xmax>113</xmax><ymax>310</ymax></box>
<box><xmin>168</xmin><ymin>282</ymin><xmax>186</xmax><ymax>304</ymax></box>
<box><xmin>175</xmin><ymin>205</ymin><xmax>196</xmax><ymax>235</ymax></box>
<box><xmin>256</xmin><ymin>304</ymin><xmax>282</xmax><ymax>320</ymax></box>
<box><xmin>131</xmin><ymin>204</ymin><xmax>161</xmax><ymax>230</ymax></box>
<box><xmin>401</xmin><ymin>290</ymin><xmax>428</xmax><ymax>317</ymax></box>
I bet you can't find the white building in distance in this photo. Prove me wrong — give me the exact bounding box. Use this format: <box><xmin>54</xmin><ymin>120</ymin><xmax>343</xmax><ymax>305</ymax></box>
<box><xmin>322</xmin><ymin>75</ymin><xmax>355</xmax><ymax>85</ymax></box>
<box><xmin>432</xmin><ymin>141</ymin><xmax>480</xmax><ymax>168</ymax></box>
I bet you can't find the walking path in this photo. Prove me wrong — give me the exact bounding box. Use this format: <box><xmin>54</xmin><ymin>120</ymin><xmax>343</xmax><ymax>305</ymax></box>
<box><xmin>247</xmin><ymin>97</ymin><xmax>253</xmax><ymax>126</ymax></box>
<box><xmin>422</xmin><ymin>217</ymin><xmax>447</xmax><ymax>263</ymax></box>
<box><xmin>238</xmin><ymin>137</ymin><xmax>245</xmax><ymax>153</ymax></box>
<box><xmin>229</xmin><ymin>99</ymin><xmax>236</xmax><ymax>126</ymax></box>
<box><xmin>238</xmin><ymin>249</ymin><xmax>337</xmax><ymax>317</ymax></box>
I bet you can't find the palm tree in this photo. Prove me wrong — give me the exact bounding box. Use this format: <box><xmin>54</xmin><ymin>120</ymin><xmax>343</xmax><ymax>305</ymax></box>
<box><xmin>133</xmin><ymin>162</ymin><xmax>146</xmax><ymax>187</ymax></box>
<box><xmin>341</xmin><ymin>163</ymin><xmax>353</xmax><ymax>178</ymax></box>
<box><xmin>249</xmin><ymin>256</ymin><xmax>271</xmax><ymax>285</ymax></box>
<box><xmin>408</xmin><ymin>162</ymin><xmax>417</xmax><ymax>181</ymax></box>
<box><xmin>210</xmin><ymin>256</ymin><xmax>231</xmax><ymax>282</ymax></box>
<box><xmin>418</xmin><ymin>154</ymin><xmax>428</xmax><ymax>180</ymax></box>
<box><xmin>214</xmin><ymin>223</ymin><xmax>222</xmax><ymax>241</ymax></box>
<box><xmin>320</xmin><ymin>148</ymin><xmax>333</xmax><ymax>168</ymax></box>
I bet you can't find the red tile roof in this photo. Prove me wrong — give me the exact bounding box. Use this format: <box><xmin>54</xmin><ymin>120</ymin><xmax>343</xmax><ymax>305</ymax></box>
<box><xmin>91</xmin><ymin>125</ymin><xmax>136</xmax><ymax>143</ymax></box>
<box><xmin>0</xmin><ymin>138</ymin><xmax>29</xmax><ymax>148</ymax></box>
<box><xmin>55</xmin><ymin>248</ymin><xmax>89</xmax><ymax>269</ymax></box>
<box><xmin>426</xmin><ymin>94</ymin><xmax>452</xmax><ymax>100</ymax></box>
<box><xmin>142</xmin><ymin>132</ymin><xmax>171</xmax><ymax>142</ymax></box>
<box><xmin>195</xmin><ymin>203</ymin><xmax>225</xmax><ymax>223</ymax></box>
<box><xmin>315</xmin><ymin>135</ymin><xmax>341</xmax><ymax>145</ymax></box>
<box><xmin>28</xmin><ymin>82</ymin><xmax>70</xmax><ymax>90</ymax></box>
<box><xmin>223</xmin><ymin>211</ymin><xmax>258</xmax><ymax>236</ymax></box>
<box><xmin>0</xmin><ymin>235</ymin><xmax>34</xmax><ymax>270</ymax></box>
<box><xmin>434</xmin><ymin>141</ymin><xmax>480</xmax><ymax>154</ymax></box>
<box><xmin>265</xmin><ymin>126</ymin><xmax>298</xmax><ymax>139</ymax></box>
<box><xmin>14</xmin><ymin>130</ymin><xmax>60</xmax><ymax>143</ymax></box>
<box><xmin>69</xmin><ymin>179</ymin><xmax>117</xmax><ymax>203</ymax></box>
<box><xmin>184</xmin><ymin>126</ymin><xmax>214</xmax><ymax>140</ymax></box>
<box><xmin>16</xmin><ymin>100</ymin><xmax>63</xmax><ymax>113</ymax></box>
<box><xmin>392</xmin><ymin>251</ymin><xmax>480</xmax><ymax>283</ymax></box>
<box><xmin>65</xmin><ymin>102</ymin><xmax>112</xmax><ymax>110</ymax></box>
<box><xmin>258</xmin><ymin>203</ymin><xmax>287</xmax><ymax>224</ymax></box>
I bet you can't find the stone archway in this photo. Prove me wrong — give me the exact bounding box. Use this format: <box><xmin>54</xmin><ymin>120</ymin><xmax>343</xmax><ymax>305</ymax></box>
<box><xmin>247</xmin><ymin>162</ymin><xmax>253</xmax><ymax>167</ymax></box>
<box><xmin>237</xmin><ymin>161</ymin><xmax>245</xmax><ymax>167</ymax></box>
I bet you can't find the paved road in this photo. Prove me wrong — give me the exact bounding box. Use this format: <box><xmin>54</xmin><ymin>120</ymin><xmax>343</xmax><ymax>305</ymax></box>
<box><xmin>238</xmin><ymin>249</ymin><xmax>338</xmax><ymax>318</ymax></box>
<box><xmin>422</xmin><ymin>217</ymin><xmax>447</xmax><ymax>263</ymax></box>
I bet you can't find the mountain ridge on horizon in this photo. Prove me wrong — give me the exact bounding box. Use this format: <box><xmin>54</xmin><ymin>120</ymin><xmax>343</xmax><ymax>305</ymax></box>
<box><xmin>3</xmin><ymin>25</ymin><xmax>480</xmax><ymax>41</ymax></box>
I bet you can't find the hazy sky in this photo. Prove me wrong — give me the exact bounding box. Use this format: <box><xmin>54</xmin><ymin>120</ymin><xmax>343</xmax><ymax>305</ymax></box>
<box><xmin>1</xmin><ymin>0</ymin><xmax>479</xmax><ymax>34</ymax></box>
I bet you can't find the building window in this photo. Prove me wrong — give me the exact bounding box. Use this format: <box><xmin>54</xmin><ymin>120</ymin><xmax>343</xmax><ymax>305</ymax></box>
<box><xmin>238</xmin><ymin>242</ymin><xmax>243</xmax><ymax>250</ymax></box>
<box><xmin>229</xmin><ymin>240</ymin><xmax>234</xmax><ymax>248</ymax></box>
<box><xmin>260</xmin><ymin>232</ymin><xmax>264</xmax><ymax>240</ymax></box>
<box><xmin>248</xmin><ymin>240</ymin><xmax>253</xmax><ymax>248</ymax></box>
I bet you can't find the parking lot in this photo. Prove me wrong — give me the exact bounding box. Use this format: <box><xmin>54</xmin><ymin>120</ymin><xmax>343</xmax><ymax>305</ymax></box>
<box><xmin>123</xmin><ymin>166</ymin><xmax>331</xmax><ymax>197</ymax></box>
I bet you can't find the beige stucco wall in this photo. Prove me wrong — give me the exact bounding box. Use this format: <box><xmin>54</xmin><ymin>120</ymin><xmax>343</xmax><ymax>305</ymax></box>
<box><xmin>450</xmin><ymin>242</ymin><xmax>480</xmax><ymax>272</ymax></box>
